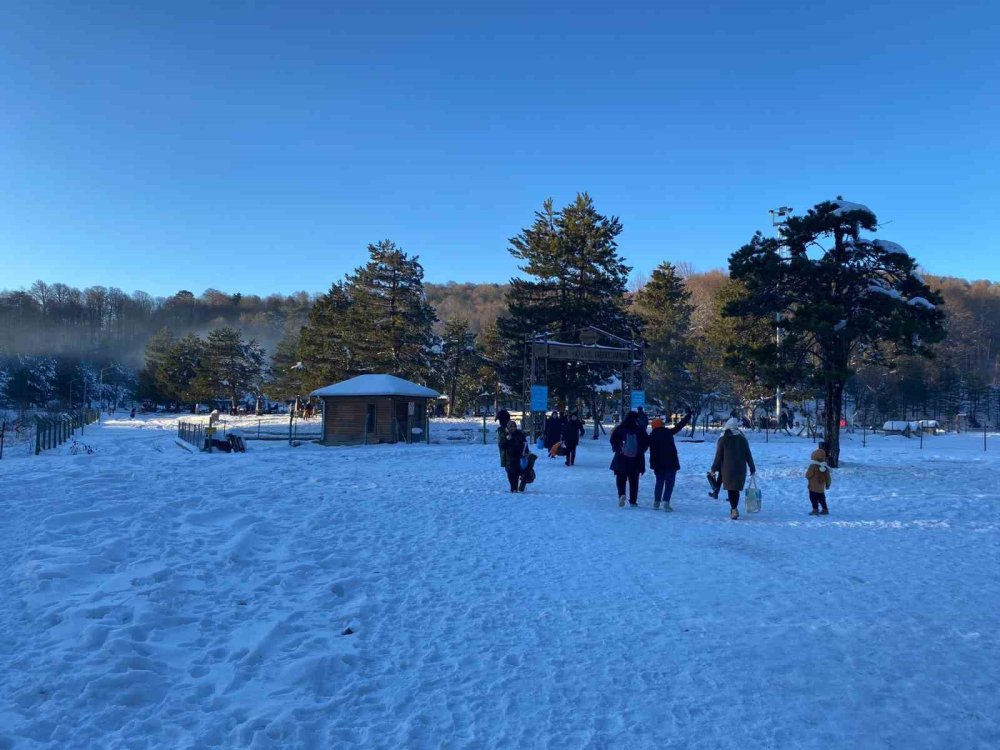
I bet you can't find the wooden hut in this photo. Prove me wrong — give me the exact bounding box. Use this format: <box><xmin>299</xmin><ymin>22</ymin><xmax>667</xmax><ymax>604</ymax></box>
<box><xmin>311</xmin><ymin>374</ymin><xmax>440</xmax><ymax>445</ymax></box>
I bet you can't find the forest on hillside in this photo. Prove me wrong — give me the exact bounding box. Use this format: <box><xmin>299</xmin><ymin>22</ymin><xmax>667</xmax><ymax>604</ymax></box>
<box><xmin>2</xmin><ymin>197</ymin><xmax>1000</xmax><ymax>438</ymax></box>
<box><xmin>3</xmin><ymin>270</ymin><xmax>999</xmax><ymax>422</ymax></box>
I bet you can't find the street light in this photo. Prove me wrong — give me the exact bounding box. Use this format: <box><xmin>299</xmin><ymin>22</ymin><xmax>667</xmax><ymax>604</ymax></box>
<box><xmin>770</xmin><ymin>206</ymin><xmax>794</xmax><ymax>428</ymax></box>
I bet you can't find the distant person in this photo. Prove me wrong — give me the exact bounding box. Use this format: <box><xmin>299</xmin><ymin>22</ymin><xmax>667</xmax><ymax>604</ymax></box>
<box><xmin>708</xmin><ymin>417</ymin><xmax>756</xmax><ymax>520</ymax></box>
<box><xmin>805</xmin><ymin>441</ymin><xmax>832</xmax><ymax>515</ymax></box>
<box><xmin>129</xmin><ymin>407</ymin><xmax>136</xmax><ymax>419</ymax></box>
<box><xmin>561</xmin><ymin>412</ymin><xmax>585</xmax><ymax>466</ymax></box>
<box><xmin>635</xmin><ymin>406</ymin><xmax>649</xmax><ymax>434</ymax></box>
<box><xmin>648</xmin><ymin>409</ymin><xmax>693</xmax><ymax>511</ymax></box>
<box><xmin>500</xmin><ymin>420</ymin><xmax>527</xmax><ymax>493</ymax></box>
<box><xmin>610</xmin><ymin>411</ymin><xmax>650</xmax><ymax>507</ymax></box>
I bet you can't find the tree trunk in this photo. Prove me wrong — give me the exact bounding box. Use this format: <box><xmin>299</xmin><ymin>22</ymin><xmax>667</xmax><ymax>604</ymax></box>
<box><xmin>688</xmin><ymin>409</ymin><xmax>700</xmax><ymax>438</ymax></box>
<box><xmin>825</xmin><ymin>378</ymin><xmax>845</xmax><ymax>468</ymax></box>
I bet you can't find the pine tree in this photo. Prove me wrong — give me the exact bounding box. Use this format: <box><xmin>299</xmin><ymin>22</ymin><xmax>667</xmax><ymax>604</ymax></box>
<box><xmin>137</xmin><ymin>327</ymin><xmax>174</xmax><ymax>403</ymax></box>
<box><xmin>438</xmin><ymin>318</ymin><xmax>477</xmax><ymax>416</ymax></box>
<box><xmin>195</xmin><ymin>327</ymin><xmax>266</xmax><ymax>412</ymax></box>
<box><xmin>159</xmin><ymin>332</ymin><xmax>207</xmax><ymax>410</ymax></box>
<box><xmin>633</xmin><ymin>262</ymin><xmax>693</xmax><ymax>410</ymax></box>
<box><xmin>266</xmin><ymin>326</ymin><xmax>304</xmax><ymax>401</ymax></box>
<box><xmin>345</xmin><ymin>240</ymin><xmax>437</xmax><ymax>381</ymax></box>
<box><xmin>499</xmin><ymin>194</ymin><xmax>633</xmax><ymax>404</ymax></box>
<box><xmin>727</xmin><ymin>198</ymin><xmax>946</xmax><ymax>466</ymax></box>
<box><xmin>296</xmin><ymin>282</ymin><xmax>356</xmax><ymax>392</ymax></box>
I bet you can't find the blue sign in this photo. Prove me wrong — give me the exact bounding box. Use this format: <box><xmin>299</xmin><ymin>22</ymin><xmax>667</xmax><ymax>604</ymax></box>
<box><xmin>530</xmin><ymin>385</ymin><xmax>549</xmax><ymax>411</ymax></box>
<box><xmin>630</xmin><ymin>390</ymin><xmax>646</xmax><ymax>409</ymax></box>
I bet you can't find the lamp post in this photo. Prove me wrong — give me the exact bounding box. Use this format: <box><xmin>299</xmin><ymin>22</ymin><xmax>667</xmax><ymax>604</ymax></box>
<box><xmin>769</xmin><ymin>206</ymin><xmax>794</xmax><ymax>428</ymax></box>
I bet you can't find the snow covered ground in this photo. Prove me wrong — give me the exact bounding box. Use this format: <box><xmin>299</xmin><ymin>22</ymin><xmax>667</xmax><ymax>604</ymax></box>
<box><xmin>1</xmin><ymin>416</ymin><xmax>998</xmax><ymax>748</ymax></box>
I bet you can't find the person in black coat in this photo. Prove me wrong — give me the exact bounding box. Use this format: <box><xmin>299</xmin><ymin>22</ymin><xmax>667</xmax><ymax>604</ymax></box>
<box><xmin>543</xmin><ymin>411</ymin><xmax>563</xmax><ymax>450</ymax></box>
<box><xmin>500</xmin><ymin>421</ymin><xmax>528</xmax><ymax>493</ymax></box>
<box><xmin>635</xmin><ymin>406</ymin><xmax>649</xmax><ymax>434</ymax></box>
<box><xmin>561</xmin><ymin>412</ymin><xmax>585</xmax><ymax>466</ymax></box>
<box><xmin>609</xmin><ymin>411</ymin><xmax>650</xmax><ymax>507</ymax></box>
<box><xmin>648</xmin><ymin>410</ymin><xmax>693</xmax><ymax>511</ymax></box>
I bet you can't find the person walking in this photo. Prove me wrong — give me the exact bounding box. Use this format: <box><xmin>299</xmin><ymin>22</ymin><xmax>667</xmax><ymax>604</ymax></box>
<box><xmin>544</xmin><ymin>410</ymin><xmax>564</xmax><ymax>453</ymax></box>
<box><xmin>500</xmin><ymin>420</ymin><xmax>527</xmax><ymax>493</ymax></box>
<box><xmin>805</xmin><ymin>441</ymin><xmax>832</xmax><ymax>515</ymax></box>
<box><xmin>610</xmin><ymin>411</ymin><xmax>650</xmax><ymax>507</ymax></box>
<box><xmin>708</xmin><ymin>417</ymin><xmax>756</xmax><ymax>520</ymax></box>
<box><xmin>648</xmin><ymin>409</ymin><xmax>693</xmax><ymax>511</ymax></box>
<box><xmin>495</xmin><ymin>409</ymin><xmax>512</xmax><ymax>468</ymax></box>
<box><xmin>562</xmin><ymin>412</ymin><xmax>585</xmax><ymax>466</ymax></box>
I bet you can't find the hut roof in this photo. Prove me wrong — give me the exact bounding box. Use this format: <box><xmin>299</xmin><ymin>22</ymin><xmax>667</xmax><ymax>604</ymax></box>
<box><xmin>310</xmin><ymin>374</ymin><xmax>440</xmax><ymax>399</ymax></box>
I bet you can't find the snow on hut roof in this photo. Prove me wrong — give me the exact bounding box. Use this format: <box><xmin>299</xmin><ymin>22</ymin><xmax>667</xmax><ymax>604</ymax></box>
<box><xmin>311</xmin><ymin>374</ymin><xmax>440</xmax><ymax>398</ymax></box>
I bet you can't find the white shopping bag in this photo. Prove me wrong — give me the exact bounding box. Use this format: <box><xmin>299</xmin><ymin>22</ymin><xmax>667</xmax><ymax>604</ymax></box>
<box><xmin>745</xmin><ymin>475</ymin><xmax>762</xmax><ymax>513</ymax></box>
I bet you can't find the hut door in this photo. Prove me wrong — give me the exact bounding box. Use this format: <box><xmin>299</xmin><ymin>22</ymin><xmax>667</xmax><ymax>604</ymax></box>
<box><xmin>395</xmin><ymin>401</ymin><xmax>410</xmax><ymax>443</ymax></box>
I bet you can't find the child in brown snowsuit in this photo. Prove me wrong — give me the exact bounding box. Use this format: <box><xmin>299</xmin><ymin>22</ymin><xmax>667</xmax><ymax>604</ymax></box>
<box><xmin>805</xmin><ymin>442</ymin><xmax>832</xmax><ymax>515</ymax></box>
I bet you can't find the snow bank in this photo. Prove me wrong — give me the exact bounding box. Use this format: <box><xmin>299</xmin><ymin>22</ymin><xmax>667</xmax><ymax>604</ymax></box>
<box><xmin>907</xmin><ymin>296</ymin><xmax>936</xmax><ymax>309</ymax></box>
<box><xmin>2</xmin><ymin>417</ymin><xmax>999</xmax><ymax>747</ymax></box>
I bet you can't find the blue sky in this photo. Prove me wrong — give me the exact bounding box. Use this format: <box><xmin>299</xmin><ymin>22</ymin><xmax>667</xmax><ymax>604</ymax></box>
<box><xmin>1</xmin><ymin>1</ymin><xmax>998</xmax><ymax>298</ymax></box>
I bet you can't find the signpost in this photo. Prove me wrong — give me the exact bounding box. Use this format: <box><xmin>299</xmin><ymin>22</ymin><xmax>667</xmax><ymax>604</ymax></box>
<box><xmin>530</xmin><ymin>385</ymin><xmax>549</xmax><ymax>412</ymax></box>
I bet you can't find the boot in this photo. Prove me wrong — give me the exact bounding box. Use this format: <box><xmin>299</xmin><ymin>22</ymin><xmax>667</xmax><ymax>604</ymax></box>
<box><xmin>808</xmin><ymin>509</ymin><xmax>819</xmax><ymax>516</ymax></box>
<box><xmin>819</xmin><ymin>508</ymin><xmax>829</xmax><ymax>515</ymax></box>
<box><xmin>653</xmin><ymin>500</ymin><xmax>661</xmax><ymax>511</ymax></box>
<box><xmin>618</xmin><ymin>495</ymin><xmax>626</xmax><ymax>508</ymax></box>
<box><xmin>664</xmin><ymin>503</ymin><xmax>674</xmax><ymax>512</ymax></box>
<box><xmin>730</xmin><ymin>508</ymin><xmax>739</xmax><ymax>520</ymax></box>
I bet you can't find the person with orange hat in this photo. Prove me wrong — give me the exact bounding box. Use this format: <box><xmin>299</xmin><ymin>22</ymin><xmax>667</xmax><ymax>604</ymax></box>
<box><xmin>648</xmin><ymin>408</ymin><xmax>693</xmax><ymax>511</ymax></box>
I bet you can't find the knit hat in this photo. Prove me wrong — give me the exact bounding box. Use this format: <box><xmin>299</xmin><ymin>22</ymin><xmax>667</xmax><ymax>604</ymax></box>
<box><xmin>724</xmin><ymin>417</ymin><xmax>742</xmax><ymax>433</ymax></box>
<box><xmin>650</xmin><ymin>417</ymin><xmax>664</xmax><ymax>429</ymax></box>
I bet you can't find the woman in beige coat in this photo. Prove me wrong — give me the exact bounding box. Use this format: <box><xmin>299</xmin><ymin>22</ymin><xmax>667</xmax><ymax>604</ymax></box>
<box><xmin>709</xmin><ymin>418</ymin><xmax>756</xmax><ymax>520</ymax></box>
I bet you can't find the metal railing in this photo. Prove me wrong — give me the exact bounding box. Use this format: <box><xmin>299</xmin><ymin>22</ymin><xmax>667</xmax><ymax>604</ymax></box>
<box><xmin>177</xmin><ymin>421</ymin><xmax>205</xmax><ymax>449</ymax></box>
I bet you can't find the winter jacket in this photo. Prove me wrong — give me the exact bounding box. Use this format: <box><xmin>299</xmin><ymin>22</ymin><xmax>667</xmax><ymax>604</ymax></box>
<box><xmin>562</xmin><ymin>417</ymin><xmax>585</xmax><ymax>448</ymax></box>
<box><xmin>648</xmin><ymin>413</ymin><xmax>692</xmax><ymax>474</ymax></box>
<box><xmin>710</xmin><ymin>430</ymin><xmax>756</xmax><ymax>491</ymax></box>
<box><xmin>805</xmin><ymin>448</ymin><xmax>832</xmax><ymax>493</ymax></box>
<box><xmin>610</xmin><ymin>424</ymin><xmax>649</xmax><ymax>476</ymax></box>
<box><xmin>544</xmin><ymin>417</ymin><xmax>565</xmax><ymax>448</ymax></box>
<box><xmin>501</xmin><ymin>429</ymin><xmax>528</xmax><ymax>468</ymax></box>
<box><xmin>636</xmin><ymin>409</ymin><xmax>649</xmax><ymax>433</ymax></box>
<box><xmin>498</xmin><ymin>427</ymin><xmax>509</xmax><ymax>468</ymax></box>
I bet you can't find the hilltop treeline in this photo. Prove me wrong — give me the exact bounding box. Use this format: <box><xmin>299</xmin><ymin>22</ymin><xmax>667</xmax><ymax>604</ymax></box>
<box><xmin>3</xmin><ymin>200</ymin><xmax>1000</xmax><ymax>429</ymax></box>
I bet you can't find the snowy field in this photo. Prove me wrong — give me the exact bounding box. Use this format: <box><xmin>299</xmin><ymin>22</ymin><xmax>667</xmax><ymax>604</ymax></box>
<box><xmin>1</xmin><ymin>416</ymin><xmax>998</xmax><ymax>749</ymax></box>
